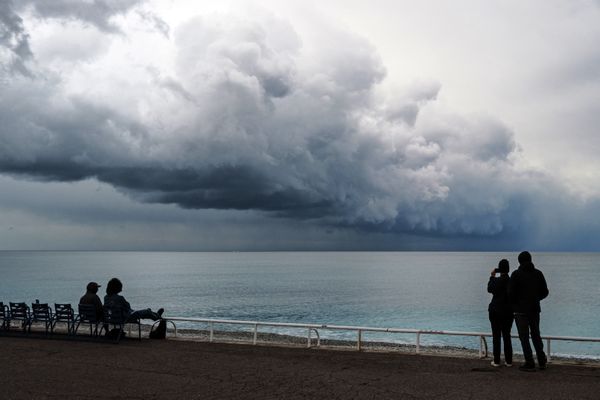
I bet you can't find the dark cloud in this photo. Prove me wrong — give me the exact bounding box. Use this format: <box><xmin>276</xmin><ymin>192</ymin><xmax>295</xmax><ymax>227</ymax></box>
<box><xmin>22</xmin><ymin>0</ymin><xmax>145</xmax><ymax>32</ymax></box>
<box><xmin>0</xmin><ymin>0</ymin><xmax>33</xmax><ymax>75</ymax></box>
<box><xmin>1</xmin><ymin>9</ymin><xmax>599</xmax><ymax>248</ymax></box>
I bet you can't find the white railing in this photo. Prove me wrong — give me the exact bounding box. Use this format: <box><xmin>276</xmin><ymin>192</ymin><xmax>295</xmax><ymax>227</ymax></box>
<box><xmin>163</xmin><ymin>317</ymin><xmax>600</xmax><ymax>362</ymax></box>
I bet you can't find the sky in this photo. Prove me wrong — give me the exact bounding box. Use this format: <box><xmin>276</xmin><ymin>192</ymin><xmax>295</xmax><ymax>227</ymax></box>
<box><xmin>0</xmin><ymin>0</ymin><xmax>599</xmax><ymax>251</ymax></box>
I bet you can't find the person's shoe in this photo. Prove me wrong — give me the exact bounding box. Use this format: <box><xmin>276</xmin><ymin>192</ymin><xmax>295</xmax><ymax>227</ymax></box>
<box><xmin>490</xmin><ymin>361</ymin><xmax>502</xmax><ymax>367</ymax></box>
<box><xmin>538</xmin><ymin>356</ymin><xmax>547</xmax><ymax>370</ymax></box>
<box><xmin>157</xmin><ymin>308</ymin><xmax>164</xmax><ymax>318</ymax></box>
<box><xmin>505</xmin><ymin>362</ymin><xmax>513</xmax><ymax>367</ymax></box>
<box><xmin>519</xmin><ymin>363</ymin><xmax>536</xmax><ymax>372</ymax></box>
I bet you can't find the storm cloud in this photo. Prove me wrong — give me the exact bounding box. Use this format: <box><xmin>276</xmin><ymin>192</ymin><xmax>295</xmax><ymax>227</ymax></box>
<box><xmin>19</xmin><ymin>0</ymin><xmax>145</xmax><ymax>32</ymax></box>
<box><xmin>0</xmin><ymin>0</ymin><xmax>32</xmax><ymax>75</ymax></box>
<box><xmin>1</xmin><ymin>3</ymin><xmax>598</xmax><ymax>246</ymax></box>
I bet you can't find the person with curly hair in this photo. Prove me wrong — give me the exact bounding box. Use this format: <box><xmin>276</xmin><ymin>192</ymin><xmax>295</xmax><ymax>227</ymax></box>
<box><xmin>104</xmin><ymin>277</ymin><xmax>164</xmax><ymax>322</ymax></box>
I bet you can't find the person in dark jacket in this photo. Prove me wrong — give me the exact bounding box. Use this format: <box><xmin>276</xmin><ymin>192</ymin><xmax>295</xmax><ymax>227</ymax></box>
<box><xmin>508</xmin><ymin>251</ymin><xmax>549</xmax><ymax>371</ymax></box>
<box><xmin>104</xmin><ymin>278</ymin><xmax>164</xmax><ymax>322</ymax></box>
<box><xmin>79</xmin><ymin>281</ymin><xmax>104</xmax><ymax>320</ymax></box>
<box><xmin>487</xmin><ymin>259</ymin><xmax>513</xmax><ymax>367</ymax></box>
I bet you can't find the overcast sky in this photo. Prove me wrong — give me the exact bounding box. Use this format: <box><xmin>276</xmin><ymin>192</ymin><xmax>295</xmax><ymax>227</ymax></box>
<box><xmin>1</xmin><ymin>0</ymin><xmax>599</xmax><ymax>251</ymax></box>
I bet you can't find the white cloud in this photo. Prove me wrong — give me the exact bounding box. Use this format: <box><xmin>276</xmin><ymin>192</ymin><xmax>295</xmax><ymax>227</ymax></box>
<box><xmin>29</xmin><ymin>20</ymin><xmax>112</xmax><ymax>63</ymax></box>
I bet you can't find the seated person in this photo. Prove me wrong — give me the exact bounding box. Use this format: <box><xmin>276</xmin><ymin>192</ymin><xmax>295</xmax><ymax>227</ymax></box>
<box><xmin>104</xmin><ymin>278</ymin><xmax>164</xmax><ymax>322</ymax></box>
<box><xmin>79</xmin><ymin>281</ymin><xmax>104</xmax><ymax>320</ymax></box>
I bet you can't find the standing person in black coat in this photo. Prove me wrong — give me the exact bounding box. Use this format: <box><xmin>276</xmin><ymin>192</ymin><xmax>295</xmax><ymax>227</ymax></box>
<box><xmin>508</xmin><ymin>251</ymin><xmax>549</xmax><ymax>371</ymax></box>
<box><xmin>488</xmin><ymin>259</ymin><xmax>513</xmax><ymax>367</ymax></box>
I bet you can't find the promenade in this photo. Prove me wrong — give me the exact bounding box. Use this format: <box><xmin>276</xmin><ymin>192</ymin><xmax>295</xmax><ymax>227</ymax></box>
<box><xmin>1</xmin><ymin>336</ymin><xmax>599</xmax><ymax>399</ymax></box>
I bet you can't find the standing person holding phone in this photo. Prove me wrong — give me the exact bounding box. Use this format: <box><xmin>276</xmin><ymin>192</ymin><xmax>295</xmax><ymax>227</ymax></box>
<box><xmin>487</xmin><ymin>259</ymin><xmax>513</xmax><ymax>367</ymax></box>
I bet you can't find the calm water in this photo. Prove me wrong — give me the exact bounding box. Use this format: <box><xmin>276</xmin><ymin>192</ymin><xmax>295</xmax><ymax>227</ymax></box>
<box><xmin>1</xmin><ymin>251</ymin><xmax>599</xmax><ymax>357</ymax></box>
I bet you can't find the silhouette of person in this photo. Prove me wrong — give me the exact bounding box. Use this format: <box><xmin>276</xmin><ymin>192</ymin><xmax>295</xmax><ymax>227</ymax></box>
<box><xmin>104</xmin><ymin>278</ymin><xmax>164</xmax><ymax>322</ymax></box>
<box><xmin>487</xmin><ymin>259</ymin><xmax>513</xmax><ymax>367</ymax></box>
<box><xmin>79</xmin><ymin>281</ymin><xmax>104</xmax><ymax>320</ymax></box>
<box><xmin>508</xmin><ymin>251</ymin><xmax>549</xmax><ymax>371</ymax></box>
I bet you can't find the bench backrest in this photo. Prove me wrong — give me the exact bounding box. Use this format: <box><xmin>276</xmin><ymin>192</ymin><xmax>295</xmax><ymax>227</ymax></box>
<box><xmin>0</xmin><ymin>302</ymin><xmax>7</xmax><ymax>318</ymax></box>
<box><xmin>32</xmin><ymin>303</ymin><xmax>53</xmax><ymax>320</ymax></box>
<box><xmin>9</xmin><ymin>302</ymin><xmax>29</xmax><ymax>319</ymax></box>
<box><xmin>54</xmin><ymin>303</ymin><xmax>74</xmax><ymax>321</ymax></box>
<box><xmin>103</xmin><ymin>305</ymin><xmax>127</xmax><ymax>325</ymax></box>
<box><xmin>78</xmin><ymin>304</ymin><xmax>101</xmax><ymax>324</ymax></box>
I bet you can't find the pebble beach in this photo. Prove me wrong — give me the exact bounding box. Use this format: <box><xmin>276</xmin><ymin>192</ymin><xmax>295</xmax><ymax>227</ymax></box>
<box><xmin>2</xmin><ymin>333</ymin><xmax>600</xmax><ymax>400</ymax></box>
<box><xmin>4</xmin><ymin>321</ymin><xmax>600</xmax><ymax>399</ymax></box>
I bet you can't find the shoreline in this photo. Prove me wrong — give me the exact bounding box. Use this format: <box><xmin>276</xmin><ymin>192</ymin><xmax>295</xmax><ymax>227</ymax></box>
<box><xmin>10</xmin><ymin>321</ymin><xmax>600</xmax><ymax>365</ymax></box>
<box><xmin>166</xmin><ymin>325</ymin><xmax>600</xmax><ymax>365</ymax></box>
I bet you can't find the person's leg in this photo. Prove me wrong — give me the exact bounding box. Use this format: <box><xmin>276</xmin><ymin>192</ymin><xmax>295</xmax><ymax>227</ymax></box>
<box><xmin>514</xmin><ymin>314</ymin><xmax>535</xmax><ymax>367</ymax></box>
<box><xmin>489</xmin><ymin>311</ymin><xmax>502</xmax><ymax>365</ymax></box>
<box><xmin>128</xmin><ymin>308</ymin><xmax>160</xmax><ymax>321</ymax></box>
<box><xmin>501</xmin><ymin>313</ymin><xmax>513</xmax><ymax>365</ymax></box>
<box><xmin>529</xmin><ymin>313</ymin><xmax>547</xmax><ymax>368</ymax></box>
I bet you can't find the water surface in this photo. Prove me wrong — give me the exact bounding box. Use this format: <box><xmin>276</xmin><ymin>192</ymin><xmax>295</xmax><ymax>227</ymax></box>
<box><xmin>1</xmin><ymin>251</ymin><xmax>598</xmax><ymax>356</ymax></box>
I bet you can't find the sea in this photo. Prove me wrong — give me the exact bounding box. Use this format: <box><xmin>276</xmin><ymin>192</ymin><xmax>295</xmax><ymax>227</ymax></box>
<box><xmin>1</xmin><ymin>251</ymin><xmax>598</xmax><ymax>358</ymax></box>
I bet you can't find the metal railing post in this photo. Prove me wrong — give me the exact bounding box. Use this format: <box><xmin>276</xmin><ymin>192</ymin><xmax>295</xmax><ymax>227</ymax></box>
<box><xmin>209</xmin><ymin>322</ymin><xmax>214</xmax><ymax>342</ymax></box>
<box><xmin>167</xmin><ymin>320</ymin><xmax>177</xmax><ymax>337</ymax></box>
<box><xmin>357</xmin><ymin>329</ymin><xmax>362</xmax><ymax>351</ymax></box>
<box><xmin>479</xmin><ymin>336</ymin><xmax>483</xmax><ymax>358</ymax></box>
<box><xmin>481</xmin><ymin>336</ymin><xmax>488</xmax><ymax>358</ymax></box>
<box><xmin>253</xmin><ymin>323</ymin><xmax>258</xmax><ymax>345</ymax></box>
<box><xmin>416</xmin><ymin>332</ymin><xmax>421</xmax><ymax>354</ymax></box>
<box><xmin>547</xmin><ymin>339</ymin><xmax>551</xmax><ymax>362</ymax></box>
